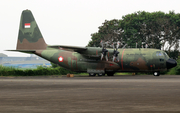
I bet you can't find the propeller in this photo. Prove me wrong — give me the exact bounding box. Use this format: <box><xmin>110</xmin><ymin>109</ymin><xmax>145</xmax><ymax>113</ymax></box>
<box><xmin>112</xmin><ymin>42</ymin><xmax>120</xmax><ymax>62</ymax></box>
<box><xmin>100</xmin><ymin>40</ymin><xmax>108</xmax><ymax>61</ymax></box>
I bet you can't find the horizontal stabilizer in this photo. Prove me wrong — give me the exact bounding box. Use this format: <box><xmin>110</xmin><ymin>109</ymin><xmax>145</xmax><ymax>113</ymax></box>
<box><xmin>6</xmin><ymin>50</ymin><xmax>35</xmax><ymax>54</ymax></box>
<box><xmin>48</xmin><ymin>45</ymin><xmax>87</xmax><ymax>52</ymax></box>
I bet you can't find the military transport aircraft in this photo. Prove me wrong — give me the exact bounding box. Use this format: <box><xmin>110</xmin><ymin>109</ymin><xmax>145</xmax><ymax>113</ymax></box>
<box><xmin>8</xmin><ymin>10</ymin><xmax>177</xmax><ymax>76</ymax></box>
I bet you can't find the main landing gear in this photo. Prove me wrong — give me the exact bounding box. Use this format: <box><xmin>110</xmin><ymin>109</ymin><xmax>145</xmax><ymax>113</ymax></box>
<box><xmin>89</xmin><ymin>73</ymin><xmax>105</xmax><ymax>76</ymax></box>
<box><xmin>89</xmin><ymin>73</ymin><xmax>114</xmax><ymax>76</ymax></box>
<box><xmin>89</xmin><ymin>73</ymin><xmax>96</xmax><ymax>76</ymax></box>
<box><xmin>97</xmin><ymin>73</ymin><xmax>105</xmax><ymax>76</ymax></box>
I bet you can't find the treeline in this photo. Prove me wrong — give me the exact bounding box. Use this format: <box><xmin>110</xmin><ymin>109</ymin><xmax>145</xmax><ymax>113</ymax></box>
<box><xmin>0</xmin><ymin>65</ymin><xmax>75</xmax><ymax>76</ymax></box>
<box><xmin>88</xmin><ymin>11</ymin><xmax>180</xmax><ymax>58</ymax></box>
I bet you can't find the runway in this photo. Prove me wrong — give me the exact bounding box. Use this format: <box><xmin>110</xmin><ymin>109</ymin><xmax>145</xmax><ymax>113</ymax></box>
<box><xmin>0</xmin><ymin>75</ymin><xmax>180</xmax><ymax>113</ymax></box>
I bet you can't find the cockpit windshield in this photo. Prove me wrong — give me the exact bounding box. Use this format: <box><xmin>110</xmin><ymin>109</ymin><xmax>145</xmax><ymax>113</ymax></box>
<box><xmin>156</xmin><ymin>51</ymin><xmax>169</xmax><ymax>60</ymax></box>
<box><xmin>156</xmin><ymin>51</ymin><xmax>163</xmax><ymax>56</ymax></box>
<box><xmin>163</xmin><ymin>52</ymin><xmax>169</xmax><ymax>60</ymax></box>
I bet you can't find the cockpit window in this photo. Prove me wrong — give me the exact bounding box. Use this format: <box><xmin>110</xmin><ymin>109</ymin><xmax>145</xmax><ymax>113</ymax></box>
<box><xmin>163</xmin><ymin>52</ymin><xmax>169</xmax><ymax>60</ymax></box>
<box><xmin>156</xmin><ymin>51</ymin><xmax>164</xmax><ymax>56</ymax></box>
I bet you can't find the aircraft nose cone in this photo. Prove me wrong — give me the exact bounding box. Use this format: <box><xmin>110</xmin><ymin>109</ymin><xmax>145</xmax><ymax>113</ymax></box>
<box><xmin>166</xmin><ymin>58</ymin><xmax>177</xmax><ymax>69</ymax></box>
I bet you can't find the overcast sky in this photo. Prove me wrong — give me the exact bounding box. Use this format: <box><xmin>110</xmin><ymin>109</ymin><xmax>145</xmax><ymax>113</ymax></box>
<box><xmin>0</xmin><ymin>0</ymin><xmax>180</xmax><ymax>56</ymax></box>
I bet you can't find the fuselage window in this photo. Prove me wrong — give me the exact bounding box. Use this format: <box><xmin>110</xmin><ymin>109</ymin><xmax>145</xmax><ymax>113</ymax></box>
<box><xmin>159</xmin><ymin>58</ymin><xmax>164</xmax><ymax>62</ymax></box>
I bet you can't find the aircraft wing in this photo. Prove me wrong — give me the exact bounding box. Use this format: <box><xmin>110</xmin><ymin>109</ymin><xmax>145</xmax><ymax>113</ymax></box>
<box><xmin>48</xmin><ymin>45</ymin><xmax>87</xmax><ymax>52</ymax></box>
<box><xmin>48</xmin><ymin>45</ymin><xmax>101</xmax><ymax>58</ymax></box>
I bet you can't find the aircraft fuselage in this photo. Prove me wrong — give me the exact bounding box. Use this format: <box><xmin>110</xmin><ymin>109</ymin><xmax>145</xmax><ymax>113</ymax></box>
<box><xmin>35</xmin><ymin>47</ymin><xmax>172</xmax><ymax>74</ymax></box>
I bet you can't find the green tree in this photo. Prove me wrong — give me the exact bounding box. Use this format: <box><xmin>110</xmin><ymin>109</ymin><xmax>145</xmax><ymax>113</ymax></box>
<box><xmin>51</xmin><ymin>62</ymin><xmax>58</xmax><ymax>68</ymax></box>
<box><xmin>87</xmin><ymin>11</ymin><xmax>180</xmax><ymax>55</ymax></box>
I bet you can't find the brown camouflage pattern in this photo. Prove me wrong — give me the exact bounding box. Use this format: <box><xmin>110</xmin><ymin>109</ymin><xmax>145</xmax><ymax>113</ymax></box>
<box><xmin>10</xmin><ymin>10</ymin><xmax>177</xmax><ymax>75</ymax></box>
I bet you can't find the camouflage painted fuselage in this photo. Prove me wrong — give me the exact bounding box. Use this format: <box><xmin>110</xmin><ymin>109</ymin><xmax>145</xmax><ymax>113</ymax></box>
<box><xmin>35</xmin><ymin>47</ymin><xmax>168</xmax><ymax>73</ymax></box>
<box><xmin>9</xmin><ymin>10</ymin><xmax>176</xmax><ymax>75</ymax></box>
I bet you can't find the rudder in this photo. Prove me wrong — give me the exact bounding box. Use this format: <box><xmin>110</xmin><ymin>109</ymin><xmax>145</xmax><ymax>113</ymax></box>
<box><xmin>16</xmin><ymin>10</ymin><xmax>47</xmax><ymax>50</ymax></box>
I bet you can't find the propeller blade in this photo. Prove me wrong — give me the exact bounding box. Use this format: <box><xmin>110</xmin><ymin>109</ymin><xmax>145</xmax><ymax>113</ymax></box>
<box><xmin>113</xmin><ymin>50</ymin><xmax>119</xmax><ymax>62</ymax></box>
<box><xmin>100</xmin><ymin>40</ymin><xmax>103</xmax><ymax>48</ymax></box>
<box><xmin>105</xmin><ymin>55</ymin><xmax>108</xmax><ymax>61</ymax></box>
<box><xmin>116</xmin><ymin>56</ymin><xmax>119</xmax><ymax>62</ymax></box>
<box><xmin>116</xmin><ymin>42</ymin><xmax>119</xmax><ymax>49</ymax></box>
<box><xmin>115</xmin><ymin>51</ymin><xmax>119</xmax><ymax>56</ymax></box>
<box><xmin>101</xmin><ymin>53</ymin><xmax>103</xmax><ymax>60</ymax></box>
<box><xmin>122</xmin><ymin>44</ymin><xmax>127</xmax><ymax>48</ymax></box>
<box><xmin>100</xmin><ymin>41</ymin><xmax>108</xmax><ymax>61</ymax></box>
<box><xmin>112</xmin><ymin>43</ymin><xmax>114</xmax><ymax>49</ymax></box>
<box><xmin>113</xmin><ymin>56</ymin><xmax>116</xmax><ymax>62</ymax></box>
<box><xmin>101</xmin><ymin>48</ymin><xmax>108</xmax><ymax>61</ymax></box>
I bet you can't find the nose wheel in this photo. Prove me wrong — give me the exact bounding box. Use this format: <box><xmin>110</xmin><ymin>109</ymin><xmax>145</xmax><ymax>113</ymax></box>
<box><xmin>153</xmin><ymin>72</ymin><xmax>160</xmax><ymax>76</ymax></box>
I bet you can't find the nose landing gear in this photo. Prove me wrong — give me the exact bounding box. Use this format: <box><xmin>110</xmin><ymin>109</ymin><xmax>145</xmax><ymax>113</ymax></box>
<box><xmin>153</xmin><ymin>72</ymin><xmax>160</xmax><ymax>76</ymax></box>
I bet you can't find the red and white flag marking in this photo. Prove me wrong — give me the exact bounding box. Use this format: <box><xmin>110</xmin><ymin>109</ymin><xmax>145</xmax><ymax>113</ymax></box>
<box><xmin>24</xmin><ymin>23</ymin><xmax>31</xmax><ymax>28</ymax></box>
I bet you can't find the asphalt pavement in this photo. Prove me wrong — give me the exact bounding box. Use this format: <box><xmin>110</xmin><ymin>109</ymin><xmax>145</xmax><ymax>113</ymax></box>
<box><xmin>0</xmin><ymin>75</ymin><xmax>180</xmax><ymax>113</ymax></box>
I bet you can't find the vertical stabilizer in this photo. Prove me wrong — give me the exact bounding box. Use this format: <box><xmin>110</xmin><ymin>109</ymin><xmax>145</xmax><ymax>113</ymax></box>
<box><xmin>16</xmin><ymin>10</ymin><xmax>47</xmax><ymax>50</ymax></box>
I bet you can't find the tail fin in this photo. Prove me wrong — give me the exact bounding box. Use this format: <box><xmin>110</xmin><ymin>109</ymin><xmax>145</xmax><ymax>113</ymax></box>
<box><xmin>16</xmin><ymin>10</ymin><xmax>47</xmax><ymax>50</ymax></box>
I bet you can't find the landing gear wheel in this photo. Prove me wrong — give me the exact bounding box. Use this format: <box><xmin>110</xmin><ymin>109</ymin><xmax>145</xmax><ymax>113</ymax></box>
<box><xmin>89</xmin><ymin>73</ymin><xmax>96</xmax><ymax>76</ymax></box>
<box><xmin>106</xmin><ymin>72</ymin><xmax>115</xmax><ymax>76</ymax></box>
<box><xmin>97</xmin><ymin>73</ymin><xmax>105</xmax><ymax>76</ymax></box>
<box><xmin>153</xmin><ymin>72</ymin><xmax>160</xmax><ymax>76</ymax></box>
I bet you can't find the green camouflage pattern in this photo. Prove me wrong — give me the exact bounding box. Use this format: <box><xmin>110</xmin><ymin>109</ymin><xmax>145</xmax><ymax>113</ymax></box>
<box><xmin>16</xmin><ymin>10</ymin><xmax>47</xmax><ymax>50</ymax></box>
<box><xmin>36</xmin><ymin>47</ymin><xmax>168</xmax><ymax>73</ymax></box>
<box><xmin>11</xmin><ymin>10</ymin><xmax>177</xmax><ymax>75</ymax></box>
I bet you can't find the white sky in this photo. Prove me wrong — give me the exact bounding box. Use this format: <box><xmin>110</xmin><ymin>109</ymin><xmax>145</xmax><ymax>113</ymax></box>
<box><xmin>0</xmin><ymin>0</ymin><xmax>180</xmax><ymax>56</ymax></box>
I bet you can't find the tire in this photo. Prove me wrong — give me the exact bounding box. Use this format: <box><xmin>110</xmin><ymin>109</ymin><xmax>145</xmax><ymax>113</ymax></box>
<box><xmin>97</xmin><ymin>73</ymin><xmax>105</xmax><ymax>76</ymax></box>
<box><xmin>89</xmin><ymin>73</ymin><xmax>96</xmax><ymax>76</ymax></box>
<box><xmin>153</xmin><ymin>72</ymin><xmax>160</xmax><ymax>76</ymax></box>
